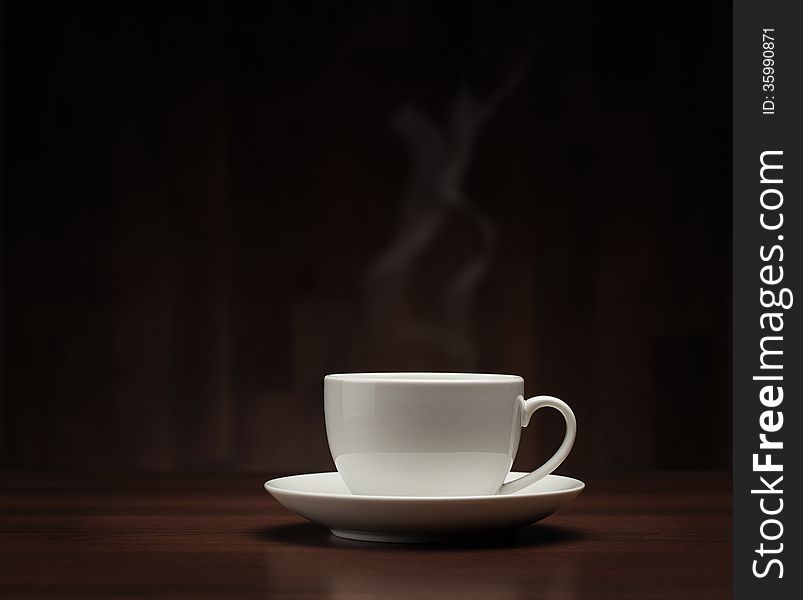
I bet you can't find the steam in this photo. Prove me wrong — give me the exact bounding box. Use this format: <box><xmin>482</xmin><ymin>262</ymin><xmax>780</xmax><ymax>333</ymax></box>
<box><xmin>364</xmin><ymin>74</ymin><xmax>521</xmax><ymax>366</ymax></box>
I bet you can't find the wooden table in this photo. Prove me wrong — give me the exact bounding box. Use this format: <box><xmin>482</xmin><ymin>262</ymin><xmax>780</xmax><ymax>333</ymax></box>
<box><xmin>0</xmin><ymin>471</ymin><xmax>730</xmax><ymax>599</ymax></box>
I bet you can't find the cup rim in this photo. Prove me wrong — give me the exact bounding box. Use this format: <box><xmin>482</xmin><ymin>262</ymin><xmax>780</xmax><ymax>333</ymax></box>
<box><xmin>325</xmin><ymin>372</ymin><xmax>523</xmax><ymax>383</ymax></box>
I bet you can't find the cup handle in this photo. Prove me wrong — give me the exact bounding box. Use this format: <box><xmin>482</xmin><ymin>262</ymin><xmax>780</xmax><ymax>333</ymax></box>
<box><xmin>499</xmin><ymin>395</ymin><xmax>577</xmax><ymax>495</ymax></box>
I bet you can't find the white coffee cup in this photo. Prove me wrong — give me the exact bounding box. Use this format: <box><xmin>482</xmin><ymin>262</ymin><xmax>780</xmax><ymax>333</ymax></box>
<box><xmin>324</xmin><ymin>373</ymin><xmax>576</xmax><ymax>496</ymax></box>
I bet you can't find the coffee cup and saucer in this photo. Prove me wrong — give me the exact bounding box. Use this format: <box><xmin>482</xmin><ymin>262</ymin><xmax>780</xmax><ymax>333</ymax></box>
<box><xmin>265</xmin><ymin>373</ymin><xmax>584</xmax><ymax>543</ymax></box>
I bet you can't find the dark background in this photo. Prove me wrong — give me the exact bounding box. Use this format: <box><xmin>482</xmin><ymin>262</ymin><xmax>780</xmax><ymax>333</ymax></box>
<box><xmin>0</xmin><ymin>1</ymin><xmax>730</xmax><ymax>474</ymax></box>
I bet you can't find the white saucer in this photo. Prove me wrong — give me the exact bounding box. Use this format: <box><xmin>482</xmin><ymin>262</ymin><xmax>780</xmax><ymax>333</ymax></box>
<box><xmin>264</xmin><ymin>471</ymin><xmax>585</xmax><ymax>543</ymax></box>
